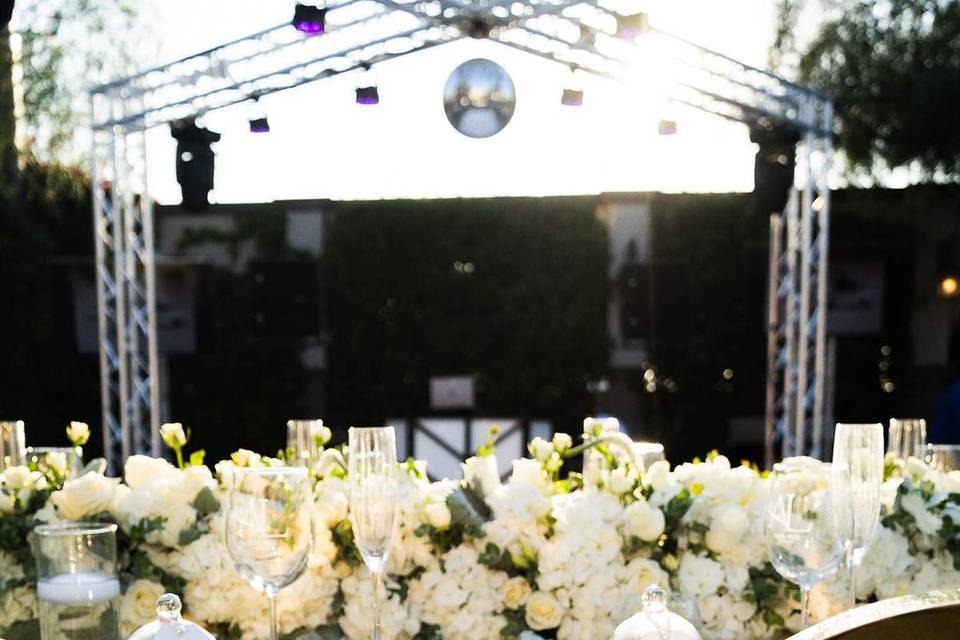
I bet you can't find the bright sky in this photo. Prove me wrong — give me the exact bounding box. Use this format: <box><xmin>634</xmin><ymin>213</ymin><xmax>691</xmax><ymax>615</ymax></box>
<box><xmin>144</xmin><ymin>0</ymin><xmax>779</xmax><ymax>204</ymax></box>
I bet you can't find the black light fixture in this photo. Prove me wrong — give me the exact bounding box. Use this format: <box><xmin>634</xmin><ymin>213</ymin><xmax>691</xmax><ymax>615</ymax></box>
<box><xmin>616</xmin><ymin>12</ymin><xmax>650</xmax><ymax>39</ymax></box>
<box><xmin>561</xmin><ymin>64</ymin><xmax>583</xmax><ymax>106</ymax></box>
<box><xmin>561</xmin><ymin>89</ymin><xmax>584</xmax><ymax>106</ymax></box>
<box><xmin>293</xmin><ymin>3</ymin><xmax>326</xmax><ymax>35</ymax></box>
<box><xmin>248</xmin><ymin>94</ymin><xmax>270</xmax><ymax>132</ymax></box>
<box><xmin>355</xmin><ymin>85</ymin><xmax>379</xmax><ymax>105</ymax></box>
<box><xmin>658</xmin><ymin>119</ymin><xmax>678</xmax><ymax>135</ymax></box>
<box><xmin>355</xmin><ymin>63</ymin><xmax>379</xmax><ymax>104</ymax></box>
<box><xmin>750</xmin><ymin>119</ymin><xmax>802</xmax><ymax>216</ymax></box>
<box><xmin>170</xmin><ymin>118</ymin><xmax>221</xmax><ymax>212</ymax></box>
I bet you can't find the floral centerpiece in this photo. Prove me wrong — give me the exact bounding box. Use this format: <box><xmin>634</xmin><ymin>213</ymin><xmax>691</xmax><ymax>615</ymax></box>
<box><xmin>2</xmin><ymin>418</ymin><xmax>960</xmax><ymax>639</ymax></box>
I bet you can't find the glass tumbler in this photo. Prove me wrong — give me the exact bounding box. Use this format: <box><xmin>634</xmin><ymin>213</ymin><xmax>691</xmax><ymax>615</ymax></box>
<box><xmin>31</xmin><ymin>522</ymin><xmax>121</xmax><ymax>640</ymax></box>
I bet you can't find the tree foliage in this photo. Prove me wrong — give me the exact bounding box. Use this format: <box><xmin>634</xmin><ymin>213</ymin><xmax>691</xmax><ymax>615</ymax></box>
<box><xmin>784</xmin><ymin>0</ymin><xmax>960</xmax><ymax>182</ymax></box>
<box><xmin>7</xmin><ymin>0</ymin><xmax>138</xmax><ymax>161</ymax></box>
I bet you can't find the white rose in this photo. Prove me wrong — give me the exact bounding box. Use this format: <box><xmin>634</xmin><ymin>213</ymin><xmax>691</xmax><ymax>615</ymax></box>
<box><xmin>124</xmin><ymin>455</ymin><xmax>177</xmax><ymax>490</ymax></box>
<box><xmin>511</xmin><ymin>459</ymin><xmax>548</xmax><ymax>491</ymax></box>
<box><xmin>120</xmin><ymin>579</ymin><xmax>166</xmax><ymax>635</ymax></box>
<box><xmin>2</xmin><ymin>466</ymin><xmax>41</xmax><ymax>491</ymax></box>
<box><xmin>231</xmin><ymin>448</ymin><xmax>263</xmax><ymax>467</ymax></box>
<box><xmin>644</xmin><ymin>460</ymin><xmax>672</xmax><ymax>492</ymax></box>
<box><xmin>552</xmin><ymin>433</ymin><xmax>573</xmax><ymax>452</ymax></box>
<box><xmin>66</xmin><ymin>421</ymin><xmax>91</xmax><ymax>446</ymax></box>
<box><xmin>45</xmin><ymin>451</ymin><xmax>68</xmax><ymax>477</ymax></box>
<box><xmin>525</xmin><ymin>591</ymin><xmax>562</xmax><ymax>630</ymax></box>
<box><xmin>425</xmin><ymin>501</ymin><xmax>451</xmax><ymax>529</ymax></box>
<box><xmin>623</xmin><ymin>499</ymin><xmax>666</xmax><ymax>542</ymax></box>
<box><xmin>608</xmin><ymin>467</ymin><xmax>634</xmax><ymax>494</ymax></box>
<box><xmin>501</xmin><ymin>576</ymin><xmax>532</xmax><ymax>608</ymax></box>
<box><xmin>52</xmin><ymin>473</ymin><xmax>119</xmax><ymax>520</ymax></box>
<box><xmin>181</xmin><ymin>465</ymin><xmax>213</xmax><ymax>499</ymax></box>
<box><xmin>705</xmin><ymin>505</ymin><xmax>750</xmax><ymax>554</ymax></box>
<box><xmin>530</xmin><ymin>438</ymin><xmax>553</xmax><ymax>462</ymax></box>
<box><xmin>678</xmin><ymin>554</ymin><xmax>725</xmax><ymax>598</ymax></box>
<box><xmin>159</xmin><ymin>422</ymin><xmax>187</xmax><ymax>448</ymax></box>
<box><xmin>461</xmin><ymin>455</ymin><xmax>502</xmax><ymax>496</ymax></box>
<box><xmin>315</xmin><ymin>449</ymin><xmax>346</xmax><ymax>478</ymax></box>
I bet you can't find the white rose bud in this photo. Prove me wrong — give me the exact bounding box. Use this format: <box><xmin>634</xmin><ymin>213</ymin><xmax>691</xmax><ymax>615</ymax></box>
<box><xmin>623</xmin><ymin>499</ymin><xmax>666</xmax><ymax>542</ymax></box>
<box><xmin>551</xmin><ymin>432</ymin><xmax>573</xmax><ymax>453</ymax></box>
<box><xmin>45</xmin><ymin>451</ymin><xmax>68</xmax><ymax>477</ymax></box>
<box><xmin>608</xmin><ymin>467</ymin><xmax>634</xmax><ymax>494</ymax></box>
<box><xmin>529</xmin><ymin>438</ymin><xmax>553</xmax><ymax>462</ymax></box>
<box><xmin>52</xmin><ymin>473</ymin><xmax>119</xmax><ymax>520</ymax></box>
<box><xmin>643</xmin><ymin>460</ymin><xmax>672</xmax><ymax>492</ymax></box>
<box><xmin>315</xmin><ymin>449</ymin><xmax>346</xmax><ymax>477</ymax></box>
<box><xmin>424</xmin><ymin>501</ymin><xmax>451</xmax><ymax>529</ymax></box>
<box><xmin>461</xmin><ymin>455</ymin><xmax>502</xmax><ymax>496</ymax></box>
<box><xmin>66</xmin><ymin>421</ymin><xmax>90</xmax><ymax>446</ymax></box>
<box><xmin>524</xmin><ymin>591</ymin><xmax>563</xmax><ymax>630</ymax></box>
<box><xmin>501</xmin><ymin>576</ymin><xmax>532</xmax><ymax>608</ymax></box>
<box><xmin>545</xmin><ymin>452</ymin><xmax>563</xmax><ymax>474</ymax></box>
<box><xmin>159</xmin><ymin>422</ymin><xmax>187</xmax><ymax>448</ymax></box>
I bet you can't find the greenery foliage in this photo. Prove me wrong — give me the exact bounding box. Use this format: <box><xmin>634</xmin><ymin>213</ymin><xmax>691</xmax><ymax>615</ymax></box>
<box><xmin>323</xmin><ymin>197</ymin><xmax>610</xmax><ymax>430</ymax></box>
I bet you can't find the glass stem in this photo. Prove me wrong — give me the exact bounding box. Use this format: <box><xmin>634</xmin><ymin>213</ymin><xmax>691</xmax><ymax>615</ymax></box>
<box><xmin>800</xmin><ymin>586</ymin><xmax>810</xmax><ymax>630</ymax></box>
<box><xmin>267</xmin><ymin>590</ymin><xmax>279</xmax><ymax>640</ymax></box>
<box><xmin>846</xmin><ymin>550</ymin><xmax>858</xmax><ymax>610</ymax></box>
<box><xmin>372</xmin><ymin>569</ymin><xmax>383</xmax><ymax>640</ymax></box>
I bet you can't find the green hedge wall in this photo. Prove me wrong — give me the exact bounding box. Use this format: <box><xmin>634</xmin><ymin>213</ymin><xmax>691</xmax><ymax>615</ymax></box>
<box><xmin>323</xmin><ymin>197</ymin><xmax>610</xmax><ymax>433</ymax></box>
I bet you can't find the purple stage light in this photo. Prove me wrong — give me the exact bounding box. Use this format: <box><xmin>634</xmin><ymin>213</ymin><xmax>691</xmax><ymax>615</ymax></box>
<box><xmin>355</xmin><ymin>86</ymin><xmax>379</xmax><ymax>105</ymax></box>
<box><xmin>249</xmin><ymin>117</ymin><xmax>270</xmax><ymax>133</ymax></box>
<box><xmin>561</xmin><ymin>89</ymin><xmax>584</xmax><ymax>106</ymax></box>
<box><xmin>293</xmin><ymin>4</ymin><xmax>326</xmax><ymax>35</ymax></box>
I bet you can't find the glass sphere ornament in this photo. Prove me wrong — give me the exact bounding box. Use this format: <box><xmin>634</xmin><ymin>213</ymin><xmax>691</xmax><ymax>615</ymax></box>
<box><xmin>612</xmin><ymin>585</ymin><xmax>702</xmax><ymax>640</ymax></box>
<box><xmin>128</xmin><ymin>593</ymin><xmax>216</xmax><ymax>640</ymax></box>
<box><xmin>443</xmin><ymin>58</ymin><xmax>516</xmax><ymax>138</ymax></box>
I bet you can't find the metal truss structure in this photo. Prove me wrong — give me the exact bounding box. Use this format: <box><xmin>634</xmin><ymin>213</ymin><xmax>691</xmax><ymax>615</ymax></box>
<box><xmin>90</xmin><ymin>0</ymin><xmax>833</xmax><ymax>472</ymax></box>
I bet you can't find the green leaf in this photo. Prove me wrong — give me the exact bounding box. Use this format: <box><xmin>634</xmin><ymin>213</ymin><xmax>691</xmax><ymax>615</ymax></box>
<box><xmin>79</xmin><ymin>458</ymin><xmax>107</xmax><ymax>477</ymax></box>
<box><xmin>446</xmin><ymin>483</ymin><xmax>492</xmax><ymax>536</ymax></box>
<box><xmin>191</xmin><ymin>486</ymin><xmax>220</xmax><ymax>515</ymax></box>
<box><xmin>178</xmin><ymin>528</ymin><xmax>203</xmax><ymax>546</ymax></box>
<box><xmin>189</xmin><ymin>450</ymin><xmax>207</xmax><ymax>467</ymax></box>
<box><xmin>1</xmin><ymin>619</ymin><xmax>41</xmax><ymax>640</ymax></box>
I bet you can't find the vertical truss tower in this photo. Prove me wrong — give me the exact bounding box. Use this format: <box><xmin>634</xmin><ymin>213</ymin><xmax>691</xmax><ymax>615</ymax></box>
<box><xmin>90</xmin><ymin>0</ymin><xmax>833</xmax><ymax>472</ymax></box>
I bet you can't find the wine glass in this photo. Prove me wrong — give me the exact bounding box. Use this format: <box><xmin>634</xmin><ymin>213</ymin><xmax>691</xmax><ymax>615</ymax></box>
<box><xmin>348</xmin><ymin>426</ymin><xmax>399</xmax><ymax>640</ymax></box>
<box><xmin>764</xmin><ymin>458</ymin><xmax>844</xmax><ymax>629</ymax></box>
<box><xmin>832</xmin><ymin>423</ymin><xmax>883</xmax><ymax>611</ymax></box>
<box><xmin>225</xmin><ymin>467</ymin><xmax>313</xmax><ymax>640</ymax></box>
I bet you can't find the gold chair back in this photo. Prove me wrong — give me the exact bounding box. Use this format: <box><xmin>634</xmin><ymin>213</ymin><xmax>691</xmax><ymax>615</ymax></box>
<box><xmin>788</xmin><ymin>589</ymin><xmax>960</xmax><ymax>640</ymax></box>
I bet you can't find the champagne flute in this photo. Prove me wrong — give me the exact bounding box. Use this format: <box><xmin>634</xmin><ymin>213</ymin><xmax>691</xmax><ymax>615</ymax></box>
<box><xmin>348</xmin><ymin>426</ymin><xmax>399</xmax><ymax>640</ymax></box>
<box><xmin>225</xmin><ymin>467</ymin><xmax>313</xmax><ymax>640</ymax></box>
<box><xmin>831</xmin><ymin>423</ymin><xmax>883</xmax><ymax>610</ymax></box>
<box><xmin>764</xmin><ymin>458</ymin><xmax>843</xmax><ymax>629</ymax></box>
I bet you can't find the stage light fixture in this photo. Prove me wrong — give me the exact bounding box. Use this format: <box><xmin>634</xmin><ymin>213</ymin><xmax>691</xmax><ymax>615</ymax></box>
<box><xmin>561</xmin><ymin>89</ymin><xmax>584</xmax><ymax>106</ymax></box>
<box><xmin>249</xmin><ymin>117</ymin><xmax>270</xmax><ymax>133</ymax></box>
<box><xmin>561</xmin><ymin>64</ymin><xmax>583</xmax><ymax>106</ymax></box>
<box><xmin>616</xmin><ymin>12</ymin><xmax>650</xmax><ymax>39</ymax></box>
<box><xmin>293</xmin><ymin>3</ymin><xmax>326</xmax><ymax>34</ymax></box>
<box><xmin>355</xmin><ymin>64</ymin><xmax>379</xmax><ymax>104</ymax></box>
<box><xmin>247</xmin><ymin>95</ymin><xmax>270</xmax><ymax>132</ymax></box>
<box><xmin>658</xmin><ymin>119</ymin><xmax>677</xmax><ymax>135</ymax></box>
<box><xmin>355</xmin><ymin>85</ymin><xmax>379</xmax><ymax>105</ymax></box>
<box><xmin>170</xmin><ymin>118</ymin><xmax>221</xmax><ymax>212</ymax></box>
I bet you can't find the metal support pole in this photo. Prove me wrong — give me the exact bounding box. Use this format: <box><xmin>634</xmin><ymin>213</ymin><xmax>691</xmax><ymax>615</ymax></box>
<box><xmin>764</xmin><ymin>212</ymin><xmax>783</xmax><ymax>470</ymax></box>
<box><xmin>796</xmin><ymin>106</ymin><xmax>816</xmax><ymax>457</ymax></box>
<box><xmin>782</xmin><ymin>189</ymin><xmax>800</xmax><ymax>459</ymax></box>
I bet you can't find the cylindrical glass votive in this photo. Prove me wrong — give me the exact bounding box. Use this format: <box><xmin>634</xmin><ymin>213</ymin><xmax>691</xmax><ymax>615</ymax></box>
<box><xmin>26</xmin><ymin>447</ymin><xmax>83</xmax><ymax>480</ymax></box>
<box><xmin>888</xmin><ymin>418</ymin><xmax>926</xmax><ymax>461</ymax></box>
<box><xmin>286</xmin><ymin>419</ymin><xmax>325</xmax><ymax>468</ymax></box>
<box><xmin>31</xmin><ymin>522</ymin><xmax>121</xmax><ymax>640</ymax></box>
<box><xmin>0</xmin><ymin>420</ymin><xmax>26</xmax><ymax>471</ymax></box>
